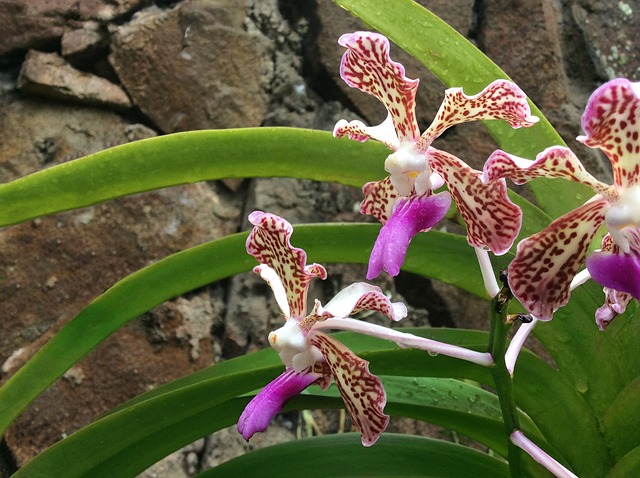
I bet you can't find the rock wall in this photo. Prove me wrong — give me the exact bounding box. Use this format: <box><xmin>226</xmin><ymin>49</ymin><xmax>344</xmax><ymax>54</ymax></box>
<box><xmin>0</xmin><ymin>0</ymin><xmax>637</xmax><ymax>475</ymax></box>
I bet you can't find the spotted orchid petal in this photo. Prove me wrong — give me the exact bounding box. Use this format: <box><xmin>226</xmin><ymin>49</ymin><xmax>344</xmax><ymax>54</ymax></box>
<box><xmin>238</xmin><ymin>368</ymin><xmax>320</xmax><ymax>441</ymax></box>
<box><xmin>429</xmin><ymin>149</ymin><xmax>521</xmax><ymax>255</ymax></box>
<box><xmin>367</xmin><ymin>191</ymin><xmax>452</xmax><ymax>279</ymax></box>
<box><xmin>483</xmin><ymin>146</ymin><xmax>612</xmax><ymax>198</ymax></box>
<box><xmin>578</xmin><ymin>78</ymin><xmax>640</xmax><ymax>189</ymax></box>
<box><xmin>360</xmin><ymin>177</ymin><xmax>398</xmax><ymax>224</ymax></box>
<box><xmin>319</xmin><ymin>283</ymin><xmax>408</xmax><ymax>322</ymax></box>
<box><xmin>416</xmin><ymin>80</ymin><xmax>539</xmax><ymax>151</ymax></box>
<box><xmin>509</xmin><ymin>198</ymin><xmax>609</xmax><ymax>320</ymax></box>
<box><xmin>310</xmin><ymin>332</ymin><xmax>389</xmax><ymax>447</ymax></box>
<box><xmin>247</xmin><ymin>211</ymin><xmax>327</xmax><ymax>318</ymax></box>
<box><xmin>336</xmin><ymin>31</ymin><xmax>420</xmax><ymax>145</ymax></box>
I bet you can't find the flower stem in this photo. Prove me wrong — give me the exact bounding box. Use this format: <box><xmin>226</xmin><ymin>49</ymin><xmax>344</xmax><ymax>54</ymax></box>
<box><xmin>487</xmin><ymin>276</ymin><xmax>523</xmax><ymax>477</ymax></box>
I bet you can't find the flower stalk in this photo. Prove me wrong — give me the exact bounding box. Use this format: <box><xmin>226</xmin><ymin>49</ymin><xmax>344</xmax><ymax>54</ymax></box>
<box><xmin>487</xmin><ymin>275</ymin><xmax>523</xmax><ymax>477</ymax></box>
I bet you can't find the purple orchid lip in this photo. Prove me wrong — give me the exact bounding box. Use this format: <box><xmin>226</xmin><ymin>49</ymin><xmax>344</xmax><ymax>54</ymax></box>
<box><xmin>367</xmin><ymin>191</ymin><xmax>452</xmax><ymax>279</ymax></box>
<box><xmin>237</xmin><ymin>369</ymin><xmax>318</xmax><ymax>441</ymax></box>
<box><xmin>587</xmin><ymin>251</ymin><xmax>640</xmax><ymax>302</ymax></box>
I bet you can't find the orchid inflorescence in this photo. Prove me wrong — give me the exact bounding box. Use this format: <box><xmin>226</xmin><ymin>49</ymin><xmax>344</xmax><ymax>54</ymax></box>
<box><xmin>237</xmin><ymin>30</ymin><xmax>638</xmax><ymax>478</ymax></box>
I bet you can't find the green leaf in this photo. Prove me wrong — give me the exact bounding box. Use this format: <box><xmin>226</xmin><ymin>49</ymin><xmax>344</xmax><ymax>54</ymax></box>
<box><xmin>603</xmin><ymin>374</ymin><xmax>640</xmax><ymax>461</ymax></box>
<box><xmin>606</xmin><ymin>446</ymin><xmax>640</xmax><ymax>478</ymax></box>
<box><xmin>0</xmin><ymin>129</ymin><xmax>387</xmax><ymax>227</ymax></box>
<box><xmin>297</xmin><ymin>376</ymin><xmax>542</xmax><ymax>459</ymax></box>
<box><xmin>0</xmin><ymin>227</ymin><xmax>486</xmax><ymax>436</ymax></box>
<box><xmin>334</xmin><ymin>0</ymin><xmax>591</xmax><ymax>221</ymax></box>
<box><xmin>0</xmin><ymin>127</ymin><xmax>549</xmax><ymax>236</ymax></box>
<box><xmin>199</xmin><ymin>433</ymin><xmax>510</xmax><ymax>477</ymax></box>
<box><xmin>9</xmin><ymin>333</ymin><xmax>494</xmax><ymax>477</ymax></box>
<box><xmin>9</xmin><ymin>328</ymin><xmax>594</xmax><ymax>478</ymax></box>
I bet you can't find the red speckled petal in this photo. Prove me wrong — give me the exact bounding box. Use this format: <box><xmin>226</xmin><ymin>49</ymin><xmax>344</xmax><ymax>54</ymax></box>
<box><xmin>320</xmin><ymin>282</ymin><xmax>407</xmax><ymax>322</ymax></box>
<box><xmin>338</xmin><ymin>31</ymin><xmax>420</xmax><ymax>143</ymax></box>
<box><xmin>416</xmin><ymin>79</ymin><xmax>538</xmax><ymax>151</ymax></box>
<box><xmin>247</xmin><ymin>211</ymin><xmax>327</xmax><ymax>318</ymax></box>
<box><xmin>483</xmin><ymin>146</ymin><xmax>612</xmax><ymax>198</ymax></box>
<box><xmin>509</xmin><ymin>198</ymin><xmax>609</xmax><ymax>320</ymax></box>
<box><xmin>579</xmin><ymin>78</ymin><xmax>640</xmax><ymax>189</ymax></box>
<box><xmin>311</xmin><ymin>332</ymin><xmax>389</xmax><ymax>446</ymax></box>
<box><xmin>429</xmin><ymin>148</ymin><xmax>522</xmax><ymax>254</ymax></box>
<box><xmin>360</xmin><ymin>177</ymin><xmax>398</xmax><ymax>224</ymax></box>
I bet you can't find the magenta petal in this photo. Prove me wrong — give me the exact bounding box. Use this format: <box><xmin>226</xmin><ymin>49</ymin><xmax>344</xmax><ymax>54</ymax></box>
<box><xmin>367</xmin><ymin>191</ymin><xmax>452</xmax><ymax>279</ymax></box>
<box><xmin>587</xmin><ymin>251</ymin><xmax>640</xmax><ymax>301</ymax></box>
<box><xmin>237</xmin><ymin>368</ymin><xmax>318</xmax><ymax>440</ymax></box>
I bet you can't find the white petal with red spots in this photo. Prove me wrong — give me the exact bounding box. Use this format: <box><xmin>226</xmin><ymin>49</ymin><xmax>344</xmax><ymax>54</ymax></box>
<box><xmin>508</xmin><ymin>198</ymin><xmax>609</xmax><ymax>320</ymax></box>
<box><xmin>311</xmin><ymin>332</ymin><xmax>389</xmax><ymax>447</ymax></box>
<box><xmin>417</xmin><ymin>80</ymin><xmax>538</xmax><ymax>150</ymax></box>
<box><xmin>338</xmin><ymin>31</ymin><xmax>420</xmax><ymax>143</ymax></box>
<box><xmin>483</xmin><ymin>146</ymin><xmax>612</xmax><ymax>198</ymax></box>
<box><xmin>247</xmin><ymin>211</ymin><xmax>326</xmax><ymax>318</ymax></box>
<box><xmin>429</xmin><ymin>148</ymin><xmax>521</xmax><ymax>254</ymax></box>
<box><xmin>578</xmin><ymin>78</ymin><xmax>640</xmax><ymax>189</ymax></box>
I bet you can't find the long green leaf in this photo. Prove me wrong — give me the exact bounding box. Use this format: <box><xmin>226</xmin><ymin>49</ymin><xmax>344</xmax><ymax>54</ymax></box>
<box><xmin>200</xmin><ymin>433</ymin><xmax>510</xmax><ymax>478</ymax></box>
<box><xmin>0</xmin><ymin>227</ymin><xmax>488</xmax><ymax>435</ymax></box>
<box><xmin>298</xmin><ymin>375</ymin><xmax>542</xmax><ymax>459</ymax></box>
<box><xmin>0</xmin><ymin>224</ymin><xmax>605</xmax><ymax>475</ymax></box>
<box><xmin>334</xmin><ymin>0</ymin><xmax>591</xmax><ymax>219</ymax></box>
<box><xmin>0</xmin><ymin>129</ymin><xmax>386</xmax><ymax>227</ymax></box>
<box><xmin>9</xmin><ymin>340</ymin><xmax>509</xmax><ymax>477</ymax></box>
<box><xmin>10</xmin><ymin>329</ymin><xmax>595</xmax><ymax>478</ymax></box>
<box><xmin>0</xmin><ymin>128</ymin><xmax>551</xmax><ymax>235</ymax></box>
<box><xmin>603</xmin><ymin>375</ymin><xmax>640</xmax><ymax>461</ymax></box>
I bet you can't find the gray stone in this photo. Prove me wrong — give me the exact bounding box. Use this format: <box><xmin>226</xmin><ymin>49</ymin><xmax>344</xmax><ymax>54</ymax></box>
<box><xmin>18</xmin><ymin>50</ymin><xmax>132</xmax><ymax>111</ymax></box>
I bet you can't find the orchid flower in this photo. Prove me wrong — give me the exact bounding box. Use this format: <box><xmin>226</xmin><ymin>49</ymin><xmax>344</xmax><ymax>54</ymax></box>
<box><xmin>237</xmin><ymin>211</ymin><xmax>494</xmax><ymax>446</ymax></box>
<box><xmin>237</xmin><ymin>211</ymin><xmax>407</xmax><ymax>446</ymax></box>
<box><xmin>483</xmin><ymin>78</ymin><xmax>640</xmax><ymax>329</ymax></box>
<box><xmin>333</xmin><ymin>31</ymin><xmax>538</xmax><ymax>280</ymax></box>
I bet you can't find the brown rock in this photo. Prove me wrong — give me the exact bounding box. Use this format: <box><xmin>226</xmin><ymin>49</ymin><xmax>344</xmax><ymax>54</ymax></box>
<box><xmin>61</xmin><ymin>22</ymin><xmax>108</xmax><ymax>61</ymax></box>
<box><xmin>573</xmin><ymin>0</ymin><xmax>640</xmax><ymax>80</ymax></box>
<box><xmin>479</xmin><ymin>0</ymin><xmax>568</xmax><ymax>112</ymax></box>
<box><xmin>0</xmin><ymin>1</ymin><xmax>72</xmax><ymax>57</ymax></box>
<box><xmin>0</xmin><ymin>95</ymin><xmax>243</xmax><ymax>463</ymax></box>
<box><xmin>18</xmin><ymin>50</ymin><xmax>132</xmax><ymax>110</ymax></box>
<box><xmin>76</xmin><ymin>0</ymin><xmax>147</xmax><ymax>22</ymax></box>
<box><xmin>479</xmin><ymin>0</ymin><xmax>610</xmax><ymax>179</ymax></box>
<box><xmin>0</xmin><ymin>0</ymin><xmax>144</xmax><ymax>57</ymax></box>
<box><xmin>109</xmin><ymin>0</ymin><xmax>270</xmax><ymax>133</ymax></box>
